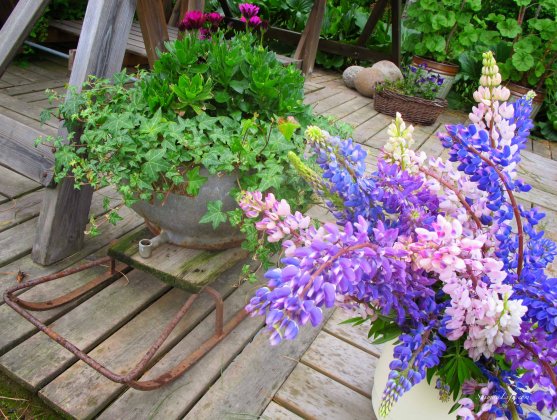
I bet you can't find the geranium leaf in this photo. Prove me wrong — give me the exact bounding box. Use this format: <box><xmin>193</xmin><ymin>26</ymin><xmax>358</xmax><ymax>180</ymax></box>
<box><xmin>511</xmin><ymin>50</ymin><xmax>534</xmax><ymax>71</ymax></box>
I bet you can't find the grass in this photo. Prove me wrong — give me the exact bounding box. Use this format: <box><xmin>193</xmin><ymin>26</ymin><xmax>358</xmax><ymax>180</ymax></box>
<box><xmin>0</xmin><ymin>372</ymin><xmax>60</xmax><ymax>419</ymax></box>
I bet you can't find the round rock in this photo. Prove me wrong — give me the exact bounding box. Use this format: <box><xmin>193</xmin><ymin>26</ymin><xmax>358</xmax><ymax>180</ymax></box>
<box><xmin>354</xmin><ymin>61</ymin><xmax>403</xmax><ymax>97</ymax></box>
<box><xmin>342</xmin><ymin>65</ymin><xmax>364</xmax><ymax>89</ymax></box>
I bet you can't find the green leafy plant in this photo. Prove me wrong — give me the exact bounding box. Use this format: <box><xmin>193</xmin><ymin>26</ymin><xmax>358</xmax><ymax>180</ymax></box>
<box><xmin>375</xmin><ymin>64</ymin><xmax>444</xmax><ymax>100</ymax></box>
<box><xmin>496</xmin><ymin>0</ymin><xmax>557</xmax><ymax>91</ymax></box>
<box><xmin>403</xmin><ymin>0</ymin><xmax>485</xmax><ymax>64</ymax></box>
<box><xmin>40</xmin><ymin>29</ymin><xmax>349</xmax><ymax>273</ymax></box>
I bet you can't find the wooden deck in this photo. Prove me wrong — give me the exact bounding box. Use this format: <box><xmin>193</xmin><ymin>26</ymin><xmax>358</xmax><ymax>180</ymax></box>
<box><xmin>1</xmin><ymin>56</ymin><xmax>557</xmax><ymax>420</ymax></box>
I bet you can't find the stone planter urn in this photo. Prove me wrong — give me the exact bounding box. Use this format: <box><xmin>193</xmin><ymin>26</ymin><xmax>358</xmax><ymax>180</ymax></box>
<box><xmin>131</xmin><ymin>168</ymin><xmax>244</xmax><ymax>251</ymax></box>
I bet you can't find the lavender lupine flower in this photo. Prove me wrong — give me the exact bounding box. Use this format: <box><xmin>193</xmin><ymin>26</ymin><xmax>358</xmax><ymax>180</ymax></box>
<box><xmin>179</xmin><ymin>10</ymin><xmax>206</xmax><ymax>31</ymax></box>
<box><xmin>240</xmin><ymin>50</ymin><xmax>557</xmax><ymax>419</ymax></box>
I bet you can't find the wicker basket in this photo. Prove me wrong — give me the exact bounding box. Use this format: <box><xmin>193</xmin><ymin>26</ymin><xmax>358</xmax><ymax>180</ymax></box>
<box><xmin>374</xmin><ymin>88</ymin><xmax>448</xmax><ymax>126</ymax></box>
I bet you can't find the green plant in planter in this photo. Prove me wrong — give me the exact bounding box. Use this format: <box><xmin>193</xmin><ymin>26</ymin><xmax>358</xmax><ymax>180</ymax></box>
<box><xmin>494</xmin><ymin>0</ymin><xmax>557</xmax><ymax>91</ymax></box>
<box><xmin>403</xmin><ymin>0</ymin><xmax>487</xmax><ymax>64</ymax></box>
<box><xmin>40</xmin><ymin>29</ymin><xmax>349</xmax><ymax>274</ymax></box>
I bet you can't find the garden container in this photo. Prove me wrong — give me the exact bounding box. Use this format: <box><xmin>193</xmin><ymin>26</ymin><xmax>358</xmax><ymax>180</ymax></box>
<box><xmin>411</xmin><ymin>56</ymin><xmax>459</xmax><ymax>100</ymax></box>
<box><xmin>372</xmin><ymin>342</ymin><xmax>454</xmax><ymax>420</ymax></box>
<box><xmin>374</xmin><ymin>88</ymin><xmax>448</xmax><ymax>126</ymax></box>
<box><xmin>131</xmin><ymin>168</ymin><xmax>243</xmax><ymax>250</ymax></box>
<box><xmin>507</xmin><ymin>82</ymin><xmax>545</xmax><ymax>120</ymax></box>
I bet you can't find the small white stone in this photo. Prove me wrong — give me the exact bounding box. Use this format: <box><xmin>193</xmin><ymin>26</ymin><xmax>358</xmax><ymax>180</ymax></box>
<box><xmin>342</xmin><ymin>66</ymin><xmax>364</xmax><ymax>89</ymax></box>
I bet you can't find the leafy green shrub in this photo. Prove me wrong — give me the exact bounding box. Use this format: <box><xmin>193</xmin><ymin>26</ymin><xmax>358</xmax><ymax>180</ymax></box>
<box><xmin>403</xmin><ymin>0</ymin><xmax>485</xmax><ymax>64</ymax></box>
<box><xmin>41</xmin><ymin>30</ymin><xmax>347</xmax><ymax>236</ymax></box>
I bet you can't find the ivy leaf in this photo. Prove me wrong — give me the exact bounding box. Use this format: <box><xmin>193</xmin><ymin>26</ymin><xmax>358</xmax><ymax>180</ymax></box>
<box><xmin>199</xmin><ymin>200</ymin><xmax>227</xmax><ymax>229</ymax></box>
<box><xmin>141</xmin><ymin>148</ymin><xmax>170</xmax><ymax>181</ymax></box>
<box><xmin>103</xmin><ymin>113</ymin><xmax>135</xmax><ymax>132</ymax></box>
<box><xmin>514</xmin><ymin>0</ymin><xmax>531</xmax><ymax>5</ymax></box>
<box><xmin>185</xmin><ymin>166</ymin><xmax>207</xmax><ymax>196</ymax></box>
<box><xmin>511</xmin><ymin>50</ymin><xmax>535</xmax><ymax>71</ymax></box>
<box><xmin>497</xmin><ymin>19</ymin><xmax>522</xmax><ymax>38</ymax></box>
<box><xmin>277</xmin><ymin>117</ymin><xmax>301</xmax><ymax>141</ymax></box>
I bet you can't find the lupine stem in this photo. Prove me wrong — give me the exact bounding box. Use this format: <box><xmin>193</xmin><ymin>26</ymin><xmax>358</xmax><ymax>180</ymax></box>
<box><xmin>462</xmin><ymin>144</ymin><xmax>524</xmax><ymax>276</ymax></box>
<box><xmin>515</xmin><ymin>338</ymin><xmax>557</xmax><ymax>389</ymax></box>
<box><xmin>419</xmin><ymin>166</ymin><xmax>482</xmax><ymax>229</ymax></box>
<box><xmin>299</xmin><ymin>242</ymin><xmax>378</xmax><ymax>298</ymax></box>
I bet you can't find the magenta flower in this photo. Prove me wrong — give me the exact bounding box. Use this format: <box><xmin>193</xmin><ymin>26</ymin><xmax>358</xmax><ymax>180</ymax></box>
<box><xmin>198</xmin><ymin>28</ymin><xmax>211</xmax><ymax>40</ymax></box>
<box><xmin>179</xmin><ymin>10</ymin><xmax>206</xmax><ymax>31</ymax></box>
<box><xmin>239</xmin><ymin>3</ymin><xmax>260</xmax><ymax>18</ymax></box>
<box><xmin>248</xmin><ymin>15</ymin><xmax>262</xmax><ymax>28</ymax></box>
<box><xmin>205</xmin><ymin>12</ymin><xmax>223</xmax><ymax>27</ymax></box>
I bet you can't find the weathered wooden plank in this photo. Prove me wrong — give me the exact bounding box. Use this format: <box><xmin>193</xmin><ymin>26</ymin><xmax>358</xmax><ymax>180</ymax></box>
<box><xmin>261</xmin><ymin>402</ymin><xmax>303</xmax><ymax>420</ymax></box>
<box><xmin>0</xmin><ymin>190</ymin><xmax>43</xmax><ymax>233</ymax></box>
<box><xmin>517</xmin><ymin>150</ymin><xmax>557</xmax><ymax>196</ymax></box>
<box><xmin>1</xmin><ymin>78</ymin><xmax>66</xmax><ymax>96</ymax></box>
<box><xmin>0</xmin><ymin>164</ymin><xmax>40</xmax><ymax>198</ymax></box>
<box><xmin>77</xmin><ymin>274</ymin><xmax>261</xmax><ymax>420</ymax></box>
<box><xmin>14</xmin><ymin>86</ymin><xmax>65</xmax><ymax>103</ymax></box>
<box><xmin>40</xmin><ymin>266</ymin><xmax>242</xmax><ymax>419</ymax></box>
<box><xmin>304</xmin><ymin>87</ymin><xmax>342</xmax><ymax>106</ymax></box>
<box><xmin>531</xmin><ymin>139</ymin><xmax>552</xmax><ymax>158</ymax></box>
<box><xmin>0</xmin><ymin>204</ymin><xmax>142</xmax><ymax>299</ymax></box>
<box><xmin>0</xmin><ymin>113</ymin><xmax>55</xmax><ymax>185</ymax></box>
<box><xmin>416</xmin><ymin>132</ymin><xmax>446</xmax><ymax>158</ymax></box>
<box><xmin>324</xmin><ymin>96</ymin><xmax>372</xmax><ymax>121</ymax></box>
<box><xmin>0</xmin><ymin>216</ymin><xmax>37</xmax><ymax>268</ymax></box>
<box><xmin>0</xmin><ymin>271</ymin><xmax>169</xmax><ymax>391</ymax></box>
<box><xmin>0</xmin><ymin>0</ymin><xmax>50</xmax><ymax>76</ymax></box>
<box><xmin>353</xmin><ymin>112</ymin><xmax>392</xmax><ymax>144</ymax></box>
<box><xmin>340</xmin><ymin>103</ymin><xmax>378</xmax><ymax>128</ymax></box>
<box><xmin>183</xmin><ymin>308</ymin><xmax>334</xmax><ymax>419</ymax></box>
<box><xmin>0</xmin><ymin>91</ymin><xmax>58</xmax><ymax>128</ymax></box>
<box><xmin>33</xmin><ymin>0</ymin><xmax>137</xmax><ymax>266</ymax></box>
<box><xmin>0</xmin><ymin>186</ymin><xmax>121</xmax><ymax>268</ymax></box>
<box><xmin>0</xmin><ymin>250</ymin><xmax>129</xmax><ymax>355</ymax></box>
<box><xmin>5</xmin><ymin>65</ymin><xmax>45</xmax><ymax>83</ymax></box>
<box><xmin>303</xmin><ymin>81</ymin><xmax>324</xmax><ymax>94</ymax></box>
<box><xmin>0</xmin><ymin>105</ymin><xmax>57</xmax><ymax>136</ymax></box>
<box><xmin>108</xmin><ymin>228</ymin><xmax>248</xmax><ymax>293</ymax></box>
<box><xmin>323</xmin><ymin>309</ymin><xmax>381</xmax><ymax>357</ymax></box>
<box><xmin>302</xmin><ymin>331</ymin><xmax>377</xmax><ymax>398</ymax></box>
<box><xmin>549</xmin><ymin>141</ymin><xmax>557</xmax><ymax>161</ymax></box>
<box><xmin>136</xmin><ymin>0</ymin><xmax>169</xmax><ymax>67</ymax></box>
<box><xmin>274</xmin><ymin>363</ymin><xmax>374</xmax><ymax>420</ymax></box>
<box><xmin>313</xmin><ymin>90</ymin><xmax>357</xmax><ymax>116</ymax></box>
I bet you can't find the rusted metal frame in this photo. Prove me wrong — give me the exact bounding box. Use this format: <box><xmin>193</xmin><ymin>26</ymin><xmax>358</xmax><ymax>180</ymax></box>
<box><xmin>11</xmin><ymin>260</ymin><xmax>127</xmax><ymax>311</ymax></box>
<box><xmin>129</xmin><ymin>306</ymin><xmax>248</xmax><ymax>390</ymax></box>
<box><xmin>4</xmin><ymin>271</ymin><xmax>246</xmax><ymax>389</ymax></box>
<box><xmin>5</xmin><ymin>256</ymin><xmax>117</xmax><ymax>308</ymax></box>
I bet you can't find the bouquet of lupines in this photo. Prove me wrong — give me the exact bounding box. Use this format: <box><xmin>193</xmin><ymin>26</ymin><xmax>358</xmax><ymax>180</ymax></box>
<box><xmin>239</xmin><ymin>51</ymin><xmax>557</xmax><ymax>420</ymax></box>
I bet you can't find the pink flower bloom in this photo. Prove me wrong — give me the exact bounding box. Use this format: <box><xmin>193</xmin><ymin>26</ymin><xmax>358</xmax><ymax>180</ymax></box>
<box><xmin>239</xmin><ymin>3</ymin><xmax>260</xmax><ymax>18</ymax></box>
<box><xmin>179</xmin><ymin>10</ymin><xmax>206</xmax><ymax>31</ymax></box>
<box><xmin>205</xmin><ymin>12</ymin><xmax>223</xmax><ymax>27</ymax></box>
<box><xmin>248</xmin><ymin>15</ymin><xmax>262</xmax><ymax>28</ymax></box>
